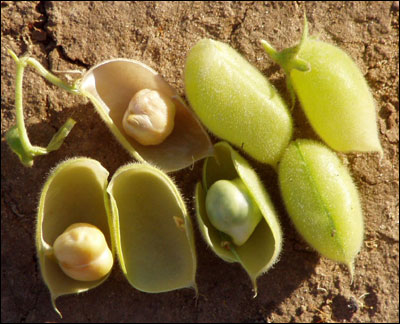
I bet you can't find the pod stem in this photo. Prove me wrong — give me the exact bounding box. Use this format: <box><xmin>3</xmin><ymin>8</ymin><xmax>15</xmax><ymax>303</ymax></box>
<box><xmin>6</xmin><ymin>49</ymin><xmax>77</xmax><ymax>167</ymax></box>
<box><xmin>260</xmin><ymin>14</ymin><xmax>311</xmax><ymax>108</ymax></box>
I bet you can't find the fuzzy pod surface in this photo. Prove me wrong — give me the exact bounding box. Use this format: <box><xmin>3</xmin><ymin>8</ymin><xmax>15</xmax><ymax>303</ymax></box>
<box><xmin>278</xmin><ymin>139</ymin><xmax>364</xmax><ymax>276</ymax></box>
<box><xmin>185</xmin><ymin>39</ymin><xmax>293</xmax><ymax>167</ymax></box>
<box><xmin>107</xmin><ymin>163</ymin><xmax>197</xmax><ymax>294</ymax></box>
<box><xmin>261</xmin><ymin>18</ymin><xmax>382</xmax><ymax>154</ymax></box>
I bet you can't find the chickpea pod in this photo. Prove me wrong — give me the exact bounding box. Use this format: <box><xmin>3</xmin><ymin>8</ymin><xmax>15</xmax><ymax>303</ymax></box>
<box><xmin>278</xmin><ymin>139</ymin><xmax>364</xmax><ymax>278</ymax></box>
<box><xmin>80</xmin><ymin>59</ymin><xmax>212</xmax><ymax>172</ymax></box>
<box><xmin>195</xmin><ymin>142</ymin><xmax>282</xmax><ymax>295</ymax></box>
<box><xmin>5</xmin><ymin>53</ymin><xmax>212</xmax><ymax>171</ymax></box>
<box><xmin>122</xmin><ymin>89</ymin><xmax>176</xmax><ymax>146</ymax></box>
<box><xmin>206</xmin><ymin>178</ymin><xmax>262</xmax><ymax>246</ymax></box>
<box><xmin>261</xmin><ymin>16</ymin><xmax>382</xmax><ymax>154</ymax></box>
<box><xmin>184</xmin><ymin>39</ymin><xmax>292</xmax><ymax>167</ymax></box>
<box><xmin>53</xmin><ymin>223</ymin><xmax>113</xmax><ymax>282</ymax></box>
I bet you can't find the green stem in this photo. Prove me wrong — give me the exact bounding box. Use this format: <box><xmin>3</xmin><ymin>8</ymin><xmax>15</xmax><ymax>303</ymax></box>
<box><xmin>13</xmin><ymin>52</ymin><xmax>36</xmax><ymax>155</ymax></box>
<box><xmin>7</xmin><ymin>49</ymin><xmax>77</xmax><ymax>166</ymax></box>
<box><xmin>26</xmin><ymin>57</ymin><xmax>80</xmax><ymax>95</ymax></box>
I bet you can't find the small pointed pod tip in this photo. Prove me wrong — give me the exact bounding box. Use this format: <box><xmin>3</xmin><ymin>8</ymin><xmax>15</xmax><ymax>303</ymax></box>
<box><xmin>302</xmin><ymin>12</ymin><xmax>309</xmax><ymax>39</ymax></box>
<box><xmin>51</xmin><ymin>296</ymin><xmax>62</xmax><ymax>318</ymax></box>
<box><xmin>193</xmin><ymin>282</ymin><xmax>199</xmax><ymax>299</ymax></box>
<box><xmin>346</xmin><ymin>261</ymin><xmax>355</xmax><ymax>285</ymax></box>
<box><xmin>251</xmin><ymin>277</ymin><xmax>258</xmax><ymax>298</ymax></box>
<box><xmin>378</xmin><ymin>147</ymin><xmax>384</xmax><ymax>162</ymax></box>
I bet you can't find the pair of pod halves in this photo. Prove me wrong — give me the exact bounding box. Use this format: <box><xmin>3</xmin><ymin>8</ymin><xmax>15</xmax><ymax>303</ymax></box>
<box><xmin>36</xmin><ymin>18</ymin><xmax>378</xmax><ymax>315</ymax></box>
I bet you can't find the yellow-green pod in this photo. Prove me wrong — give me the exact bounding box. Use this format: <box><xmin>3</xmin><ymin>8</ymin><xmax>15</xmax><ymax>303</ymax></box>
<box><xmin>107</xmin><ymin>163</ymin><xmax>197</xmax><ymax>293</ymax></box>
<box><xmin>80</xmin><ymin>59</ymin><xmax>213</xmax><ymax>172</ymax></box>
<box><xmin>195</xmin><ymin>142</ymin><xmax>282</xmax><ymax>295</ymax></box>
<box><xmin>36</xmin><ymin>158</ymin><xmax>114</xmax><ymax>317</ymax></box>
<box><xmin>184</xmin><ymin>39</ymin><xmax>293</xmax><ymax>167</ymax></box>
<box><xmin>261</xmin><ymin>17</ymin><xmax>382</xmax><ymax>154</ymax></box>
<box><xmin>278</xmin><ymin>139</ymin><xmax>364</xmax><ymax>277</ymax></box>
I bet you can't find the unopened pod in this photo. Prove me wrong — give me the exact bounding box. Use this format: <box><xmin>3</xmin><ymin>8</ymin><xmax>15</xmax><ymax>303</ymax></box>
<box><xmin>278</xmin><ymin>139</ymin><xmax>364</xmax><ymax>277</ymax></box>
<box><xmin>261</xmin><ymin>17</ymin><xmax>382</xmax><ymax>154</ymax></box>
<box><xmin>36</xmin><ymin>158</ymin><xmax>197</xmax><ymax>317</ymax></box>
<box><xmin>185</xmin><ymin>39</ymin><xmax>293</xmax><ymax>168</ymax></box>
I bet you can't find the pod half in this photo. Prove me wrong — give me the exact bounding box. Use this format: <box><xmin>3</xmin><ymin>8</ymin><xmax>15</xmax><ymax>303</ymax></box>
<box><xmin>36</xmin><ymin>158</ymin><xmax>113</xmax><ymax>317</ymax></box>
<box><xmin>107</xmin><ymin>163</ymin><xmax>197</xmax><ymax>293</ymax></box>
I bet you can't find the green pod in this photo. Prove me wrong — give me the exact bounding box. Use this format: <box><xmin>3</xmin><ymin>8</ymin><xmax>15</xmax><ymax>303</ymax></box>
<box><xmin>195</xmin><ymin>142</ymin><xmax>282</xmax><ymax>294</ymax></box>
<box><xmin>36</xmin><ymin>158</ymin><xmax>113</xmax><ymax>317</ymax></box>
<box><xmin>184</xmin><ymin>39</ymin><xmax>293</xmax><ymax>167</ymax></box>
<box><xmin>278</xmin><ymin>139</ymin><xmax>364</xmax><ymax>277</ymax></box>
<box><xmin>261</xmin><ymin>18</ymin><xmax>382</xmax><ymax>154</ymax></box>
<box><xmin>107</xmin><ymin>163</ymin><xmax>197</xmax><ymax>293</ymax></box>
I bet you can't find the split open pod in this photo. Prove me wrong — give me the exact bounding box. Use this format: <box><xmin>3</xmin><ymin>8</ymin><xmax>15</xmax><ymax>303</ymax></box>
<box><xmin>195</xmin><ymin>142</ymin><xmax>282</xmax><ymax>295</ymax></box>
<box><xmin>79</xmin><ymin>59</ymin><xmax>212</xmax><ymax>172</ymax></box>
<box><xmin>37</xmin><ymin>158</ymin><xmax>197</xmax><ymax>317</ymax></box>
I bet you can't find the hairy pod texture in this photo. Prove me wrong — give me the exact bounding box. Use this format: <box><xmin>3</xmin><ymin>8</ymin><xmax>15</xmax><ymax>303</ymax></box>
<box><xmin>278</xmin><ymin>139</ymin><xmax>364</xmax><ymax>277</ymax></box>
<box><xmin>261</xmin><ymin>18</ymin><xmax>382</xmax><ymax>154</ymax></box>
<box><xmin>185</xmin><ymin>39</ymin><xmax>293</xmax><ymax>167</ymax></box>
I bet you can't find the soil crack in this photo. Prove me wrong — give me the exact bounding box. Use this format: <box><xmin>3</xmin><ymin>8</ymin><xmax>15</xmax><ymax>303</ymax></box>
<box><xmin>35</xmin><ymin>1</ymin><xmax>89</xmax><ymax>69</ymax></box>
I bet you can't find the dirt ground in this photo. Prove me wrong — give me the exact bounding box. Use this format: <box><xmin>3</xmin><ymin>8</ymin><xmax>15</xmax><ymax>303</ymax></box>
<box><xmin>1</xmin><ymin>1</ymin><xmax>399</xmax><ymax>323</ymax></box>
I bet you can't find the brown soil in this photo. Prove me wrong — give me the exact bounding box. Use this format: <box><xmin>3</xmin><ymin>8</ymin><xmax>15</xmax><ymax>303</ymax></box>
<box><xmin>1</xmin><ymin>1</ymin><xmax>399</xmax><ymax>323</ymax></box>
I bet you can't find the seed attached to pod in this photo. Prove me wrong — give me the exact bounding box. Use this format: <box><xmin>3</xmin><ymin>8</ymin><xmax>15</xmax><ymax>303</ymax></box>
<box><xmin>261</xmin><ymin>17</ymin><xmax>382</xmax><ymax>154</ymax></box>
<box><xmin>36</xmin><ymin>158</ymin><xmax>113</xmax><ymax>317</ymax></box>
<box><xmin>195</xmin><ymin>142</ymin><xmax>282</xmax><ymax>294</ymax></box>
<box><xmin>80</xmin><ymin>59</ymin><xmax>212</xmax><ymax>172</ymax></box>
<box><xmin>206</xmin><ymin>178</ymin><xmax>262</xmax><ymax>246</ymax></box>
<box><xmin>185</xmin><ymin>39</ymin><xmax>292</xmax><ymax>167</ymax></box>
<box><xmin>53</xmin><ymin>223</ymin><xmax>113</xmax><ymax>282</ymax></box>
<box><xmin>107</xmin><ymin>163</ymin><xmax>197</xmax><ymax>293</ymax></box>
<box><xmin>278</xmin><ymin>139</ymin><xmax>364</xmax><ymax>278</ymax></box>
<box><xmin>122</xmin><ymin>89</ymin><xmax>176</xmax><ymax>146</ymax></box>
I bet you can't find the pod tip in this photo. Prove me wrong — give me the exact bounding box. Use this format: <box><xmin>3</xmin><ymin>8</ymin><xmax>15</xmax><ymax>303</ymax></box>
<box><xmin>346</xmin><ymin>261</ymin><xmax>355</xmax><ymax>284</ymax></box>
<box><xmin>51</xmin><ymin>296</ymin><xmax>63</xmax><ymax>318</ymax></box>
